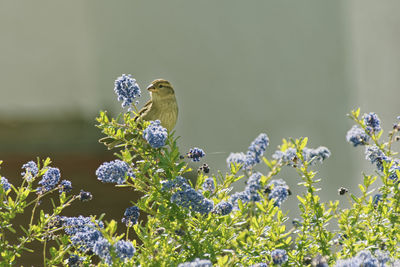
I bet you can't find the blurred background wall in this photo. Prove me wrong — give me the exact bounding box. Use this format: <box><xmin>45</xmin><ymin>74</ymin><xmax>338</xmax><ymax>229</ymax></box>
<box><xmin>0</xmin><ymin>0</ymin><xmax>399</xmax><ymax>264</ymax></box>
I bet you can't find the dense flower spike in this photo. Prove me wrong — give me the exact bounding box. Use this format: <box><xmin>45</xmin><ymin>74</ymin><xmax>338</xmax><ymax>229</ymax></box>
<box><xmin>187</xmin><ymin>147</ymin><xmax>205</xmax><ymax>162</ymax></box>
<box><xmin>96</xmin><ymin>160</ymin><xmax>134</xmax><ymax>184</ymax></box>
<box><xmin>122</xmin><ymin>206</ymin><xmax>140</xmax><ymax>226</ymax></box>
<box><xmin>114</xmin><ymin>240</ymin><xmax>135</xmax><ymax>261</ymax></box>
<box><xmin>21</xmin><ymin>161</ymin><xmax>38</xmax><ymax>181</ymax></box>
<box><xmin>226</xmin><ymin>152</ymin><xmax>247</xmax><ymax>168</ymax></box>
<box><xmin>67</xmin><ymin>254</ymin><xmax>84</xmax><ymax>267</ymax></box>
<box><xmin>114</xmin><ymin>74</ymin><xmax>141</xmax><ymax>109</ymax></box>
<box><xmin>61</xmin><ymin>216</ymin><xmax>104</xmax><ymax>254</ymax></box>
<box><xmin>0</xmin><ymin>177</ymin><xmax>11</xmax><ymax>192</ymax></box>
<box><xmin>202</xmin><ymin>178</ymin><xmax>215</xmax><ymax>192</ymax></box>
<box><xmin>365</xmin><ymin>145</ymin><xmax>388</xmax><ymax>171</ymax></box>
<box><xmin>213</xmin><ymin>201</ymin><xmax>233</xmax><ymax>215</ymax></box>
<box><xmin>363</xmin><ymin>112</ymin><xmax>381</xmax><ymax>133</ymax></box>
<box><xmin>271</xmin><ymin>249</ymin><xmax>288</xmax><ymax>265</ymax></box>
<box><xmin>38</xmin><ymin>167</ymin><xmax>61</xmax><ymax>193</ymax></box>
<box><xmin>93</xmin><ymin>238</ymin><xmax>112</xmax><ymax>264</ymax></box>
<box><xmin>247</xmin><ymin>133</ymin><xmax>269</xmax><ymax>164</ymax></box>
<box><xmin>164</xmin><ymin>176</ymin><xmax>214</xmax><ymax>214</ymax></box>
<box><xmin>268</xmin><ymin>186</ymin><xmax>289</xmax><ymax>207</ymax></box>
<box><xmin>59</xmin><ymin>180</ymin><xmax>72</xmax><ymax>193</ymax></box>
<box><xmin>303</xmin><ymin>146</ymin><xmax>331</xmax><ymax>165</ymax></box>
<box><xmin>346</xmin><ymin>125</ymin><xmax>370</xmax><ymax>146</ymax></box>
<box><xmin>143</xmin><ymin>120</ymin><xmax>168</xmax><ymax>148</ymax></box>
<box><xmin>333</xmin><ymin>250</ymin><xmax>395</xmax><ymax>267</ymax></box>
<box><xmin>177</xmin><ymin>258</ymin><xmax>213</xmax><ymax>267</ymax></box>
<box><xmin>226</xmin><ymin>133</ymin><xmax>269</xmax><ymax>170</ymax></box>
<box><xmin>272</xmin><ymin>148</ymin><xmax>297</xmax><ymax>166</ymax></box>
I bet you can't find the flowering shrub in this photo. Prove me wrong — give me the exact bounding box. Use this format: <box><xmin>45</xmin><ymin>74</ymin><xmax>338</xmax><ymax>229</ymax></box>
<box><xmin>1</xmin><ymin>75</ymin><xmax>400</xmax><ymax>266</ymax></box>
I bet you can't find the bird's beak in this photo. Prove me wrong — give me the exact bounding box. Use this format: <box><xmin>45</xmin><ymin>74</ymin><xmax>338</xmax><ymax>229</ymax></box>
<box><xmin>147</xmin><ymin>84</ymin><xmax>157</xmax><ymax>92</ymax></box>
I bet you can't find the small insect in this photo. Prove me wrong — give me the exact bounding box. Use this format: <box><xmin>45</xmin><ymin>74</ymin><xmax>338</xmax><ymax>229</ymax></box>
<box><xmin>338</xmin><ymin>187</ymin><xmax>348</xmax><ymax>196</ymax></box>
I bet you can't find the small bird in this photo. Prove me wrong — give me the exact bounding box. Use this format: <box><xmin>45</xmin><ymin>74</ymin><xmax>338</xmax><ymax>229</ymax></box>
<box><xmin>135</xmin><ymin>79</ymin><xmax>178</xmax><ymax>132</ymax></box>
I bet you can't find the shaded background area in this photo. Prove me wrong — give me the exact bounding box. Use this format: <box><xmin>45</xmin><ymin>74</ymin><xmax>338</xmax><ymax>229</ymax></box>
<box><xmin>0</xmin><ymin>0</ymin><xmax>399</xmax><ymax>264</ymax></box>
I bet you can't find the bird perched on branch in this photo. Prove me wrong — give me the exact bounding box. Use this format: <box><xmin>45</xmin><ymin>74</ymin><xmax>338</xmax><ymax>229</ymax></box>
<box><xmin>135</xmin><ymin>79</ymin><xmax>178</xmax><ymax>132</ymax></box>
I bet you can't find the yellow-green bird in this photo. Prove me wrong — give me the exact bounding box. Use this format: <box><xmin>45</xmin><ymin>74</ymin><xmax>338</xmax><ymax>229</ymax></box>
<box><xmin>135</xmin><ymin>79</ymin><xmax>178</xmax><ymax>132</ymax></box>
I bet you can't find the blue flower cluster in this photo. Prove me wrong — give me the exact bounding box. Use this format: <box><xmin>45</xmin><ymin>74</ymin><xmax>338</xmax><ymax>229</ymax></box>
<box><xmin>373</xmin><ymin>193</ymin><xmax>383</xmax><ymax>206</ymax></box>
<box><xmin>59</xmin><ymin>180</ymin><xmax>72</xmax><ymax>193</ymax></box>
<box><xmin>267</xmin><ymin>179</ymin><xmax>289</xmax><ymax>207</ymax></box>
<box><xmin>62</xmin><ymin>216</ymin><xmax>135</xmax><ymax>264</ymax></box>
<box><xmin>96</xmin><ymin>160</ymin><xmax>134</xmax><ymax>184</ymax></box>
<box><xmin>62</xmin><ymin>216</ymin><xmax>104</xmax><ymax>252</ymax></box>
<box><xmin>114</xmin><ymin>74</ymin><xmax>141</xmax><ymax>109</ymax></box>
<box><xmin>271</xmin><ymin>249</ymin><xmax>288</xmax><ymax>265</ymax></box>
<box><xmin>143</xmin><ymin>120</ymin><xmax>168</xmax><ymax>148</ymax></box>
<box><xmin>122</xmin><ymin>206</ymin><xmax>140</xmax><ymax>226</ymax></box>
<box><xmin>303</xmin><ymin>146</ymin><xmax>331</xmax><ymax>165</ymax></box>
<box><xmin>0</xmin><ymin>177</ymin><xmax>11</xmax><ymax>192</ymax></box>
<box><xmin>38</xmin><ymin>167</ymin><xmax>61</xmax><ymax>193</ymax></box>
<box><xmin>334</xmin><ymin>250</ymin><xmax>397</xmax><ymax>267</ymax></box>
<box><xmin>364</xmin><ymin>112</ymin><xmax>381</xmax><ymax>133</ymax></box>
<box><xmin>21</xmin><ymin>161</ymin><xmax>38</xmax><ymax>181</ymax></box>
<box><xmin>346</xmin><ymin>125</ymin><xmax>370</xmax><ymax>147</ymax></box>
<box><xmin>114</xmin><ymin>240</ymin><xmax>136</xmax><ymax>261</ymax></box>
<box><xmin>250</xmin><ymin>264</ymin><xmax>268</xmax><ymax>267</ymax></box>
<box><xmin>272</xmin><ymin>148</ymin><xmax>297</xmax><ymax>166</ymax></box>
<box><xmin>227</xmin><ymin>133</ymin><xmax>269</xmax><ymax>170</ymax></box>
<box><xmin>202</xmin><ymin>178</ymin><xmax>215</xmax><ymax>192</ymax></box>
<box><xmin>163</xmin><ymin>176</ymin><xmax>214</xmax><ymax>214</ymax></box>
<box><xmin>178</xmin><ymin>258</ymin><xmax>213</xmax><ymax>267</ymax></box>
<box><xmin>67</xmin><ymin>254</ymin><xmax>84</xmax><ymax>267</ymax></box>
<box><xmin>247</xmin><ymin>133</ymin><xmax>269</xmax><ymax>164</ymax></box>
<box><xmin>229</xmin><ymin>172</ymin><xmax>263</xmax><ymax>207</ymax></box>
<box><xmin>213</xmin><ymin>201</ymin><xmax>233</xmax><ymax>216</ymax></box>
<box><xmin>93</xmin><ymin>238</ymin><xmax>112</xmax><ymax>264</ymax></box>
<box><xmin>187</xmin><ymin>147</ymin><xmax>205</xmax><ymax>162</ymax></box>
<box><xmin>364</xmin><ymin>145</ymin><xmax>400</xmax><ymax>181</ymax></box>
<box><xmin>365</xmin><ymin>145</ymin><xmax>387</xmax><ymax>171</ymax></box>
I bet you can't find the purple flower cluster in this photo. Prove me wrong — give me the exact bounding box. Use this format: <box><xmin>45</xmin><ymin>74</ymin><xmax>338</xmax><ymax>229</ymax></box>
<box><xmin>365</xmin><ymin>145</ymin><xmax>388</xmax><ymax>171</ymax></box>
<box><xmin>62</xmin><ymin>216</ymin><xmax>104</xmax><ymax>252</ymax></box>
<box><xmin>364</xmin><ymin>112</ymin><xmax>381</xmax><ymax>133</ymax></box>
<box><xmin>213</xmin><ymin>201</ymin><xmax>233</xmax><ymax>216</ymax></box>
<box><xmin>202</xmin><ymin>177</ymin><xmax>215</xmax><ymax>192</ymax></box>
<box><xmin>114</xmin><ymin>240</ymin><xmax>136</xmax><ymax>261</ymax></box>
<box><xmin>227</xmin><ymin>133</ymin><xmax>269</xmax><ymax>170</ymax></box>
<box><xmin>346</xmin><ymin>125</ymin><xmax>370</xmax><ymax>147</ymax></box>
<box><xmin>0</xmin><ymin>177</ymin><xmax>11</xmax><ymax>192</ymax></box>
<box><xmin>143</xmin><ymin>120</ymin><xmax>168</xmax><ymax>148</ymax></box>
<box><xmin>271</xmin><ymin>249</ymin><xmax>288</xmax><ymax>265</ymax></box>
<box><xmin>21</xmin><ymin>161</ymin><xmax>38</xmax><ymax>181</ymax></box>
<box><xmin>163</xmin><ymin>176</ymin><xmax>214</xmax><ymax>214</ymax></box>
<box><xmin>59</xmin><ymin>180</ymin><xmax>72</xmax><ymax>193</ymax></box>
<box><xmin>114</xmin><ymin>74</ymin><xmax>141</xmax><ymax>109</ymax></box>
<box><xmin>187</xmin><ymin>147</ymin><xmax>205</xmax><ymax>162</ymax></box>
<box><xmin>96</xmin><ymin>160</ymin><xmax>134</xmax><ymax>184</ymax></box>
<box><xmin>267</xmin><ymin>179</ymin><xmax>289</xmax><ymax>207</ymax></box>
<box><xmin>38</xmin><ymin>167</ymin><xmax>61</xmax><ymax>193</ymax></box>
<box><xmin>122</xmin><ymin>206</ymin><xmax>140</xmax><ymax>226</ymax></box>
<box><xmin>334</xmin><ymin>250</ymin><xmax>396</xmax><ymax>267</ymax></box>
<box><xmin>178</xmin><ymin>258</ymin><xmax>213</xmax><ymax>267</ymax></box>
<box><xmin>62</xmin><ymin>216</ymin><xmax>134</xmax><ymax>264</ymax></box>
<box><xmin>303</xmin><ymin>146</ymin><xmax>331</xmax><ymax>165</ymax></box>
<box><xmin>272</xmin><ymin>148</ymin><xmax>297</xmax><ymax>166</ymax></box>
<box><xmin>229</xmin><ymin>172</ymin><xmax>264</xmax><ymax>208</ymax></box>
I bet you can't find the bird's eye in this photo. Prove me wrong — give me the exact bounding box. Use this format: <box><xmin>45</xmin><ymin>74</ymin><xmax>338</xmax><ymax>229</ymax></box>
<box><xmin>159</xmin><ymin>84</ymin><xmax>163</xmax><ymax>88</ymax></box>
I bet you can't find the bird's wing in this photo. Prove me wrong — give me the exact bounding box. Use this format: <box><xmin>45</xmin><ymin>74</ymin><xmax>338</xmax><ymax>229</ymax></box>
<box><xmin>134</xmin><ymin>100</ymin><xmax>152</xmax><ymax>121</ymax></box>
